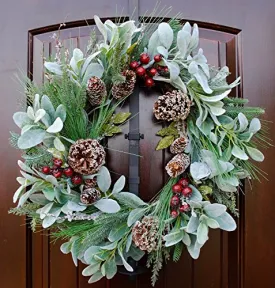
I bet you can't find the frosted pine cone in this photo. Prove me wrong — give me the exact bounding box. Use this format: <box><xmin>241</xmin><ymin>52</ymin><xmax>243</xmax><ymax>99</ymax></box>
<box><xmin>112</xmin><ymin>70</ymin><xmax>136</xmax><ymax>99</ymax></box>
<box><xmin>165</xmin><ymin>153</ymin><xmax>190</xmax><ymax>178</ymax></box>
<box><xmin>153</xmin><ymin>90</ymin><xmax>191</xmax><ymax>121</ymax></box>
<box><xmin>68</xmin><ymin>139</ymin><xmax>106</xmax><ymax>175</ymax></box>
<box><xmin>170</xmin><ymin>136</ymin><xmax>189</xmax><ymax>154</ymax></box>
<box><xmin>84</xmin><ymin>178</ymin><xmax>97</xmax><ymax>188</ymax></box>
<box><xmin>132</xmin><ymin>216</ymin><xmax>159</xmax><ymax>253</ymax></box>
<box><xmin>80</xmin><ymin>188</ymin><xmax>101</xmax><ymax>205</ymax></box>
<box><xmin>87</xmin><ymin>76</ymin><xmax>106</xmax><ymax>106</ymax></box>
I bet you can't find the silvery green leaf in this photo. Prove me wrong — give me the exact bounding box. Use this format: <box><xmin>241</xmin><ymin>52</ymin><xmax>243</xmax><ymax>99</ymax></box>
<box><xmin>206</xmin><ymin>101</ymin><xmax>225</xmax><ymax>116</ymax></box>
<box><xmin>198</xmin><ymin>118</ymin><xmax>214</xmax><ymax>136</ymax></box>
<box><xmin>61</xmin><ymin>136</ymin><xmax>76</xmax><ymax>144</ymax></box>
<box><xmin>97</xmin><ymin>166</ymin><xmax>111</xmax><ymax>193</ymax></box>
<box><xmin>163</xmin><ymin>230</ymin><xmax>184</xmax><ymax>247</ymax></box>
<box><xmin>42</xmin><ymin>215</ymin><xmax>57</xmax><ymax>228</ymax></box>
<box><xmin>177</xmin><ymin>29</ymin><xmax>191</xmax><ymax>58</ymax></box>
<box><xmin>105</xmin><ymin>258</ymin><xmax>117</xmax><ymax>280</ymax></box>
<box><xmin>54</xmin><ymin>137</ymin><xmax>65</xmax><ymax>152</ymax></box>
<box><xmin>29</xmin><ymin>194</ymin><xmax>50</xmax><ymax>205</ymax></box>
<box><xmin>100</xmin><ymin>242</ymin><xmax>117</xmax><ymax>250</ymax></box>
<box><xmin>164</xmin><ymin>60</ymin><xmax>180</xmax><ymax>81</ymax></box>
<box><xmin>127</xmin><ymin>208</ymin><xmax>146</xmax><ymax>227</ymax></box>
<box><xmin>239</xmin><ymin>132</ymin><xmax>253</xmax><ymax>142</ymax></box>
<box><xmin>94</xmin><ymin>199</ymin><xmax>120</xmax><ymax>213</ymax></box>
<box><xmin>171</xmin><ymin>76</ymin><xmax>187</xmax><ymax>93</ymax></box>
<box><xmin>186</xmin><ymin>215</ymin><xmax>200</xmax><ymax>233</ymax></box>
<box><xmin>54</xmin><ymin>105</ymin><xmax>66</xmax><ymax>122</ymax></box>
<box><xmin>18</xmin><ymin>160</ymin><xmax>33</xmax><ymax>174</ymax></box>
<box><xmin>67</xmin><ymin>201</ymin><xmax>87</xmax><ymax>212</ymax></box>
<box><xmin>34</xmin><ymin>109</ymin><xmax>46</xmax><ymax>123</ymax></box>
<box><xmin>81</xmin><ymin>51</ymin><xmax>102</xmax><ymax>76</ymax></box>
<box><xmin>127</xmin><ymin>245</ymin><xmax>145</xmax><ymax>261</ymax></box>
<box><xmin>157</xmin><ymin>46</ymin><xmax>168</xmax><ymax>58</ymax></box>
<box><xmin>114</xmin><ymin>192</ymin><xmax>148</xmax><ymax>209</ymax></box>
<box><xmin>246</xmin><ymin>146</ymin><xmax>264</xmax><ymax>162</ymax></box>
<box><xmin>182</xmin><ymin>232</ymin><xmax>191</xmax><ymax>246</ymax></box>
<box><xmin>209</xmin><ymin>132</ymin><xmax>218</xmax><ymax>144</ymax></box>
<box><xmin>82</xmin><ymin>263</ymin><xmax>101</xmax><ymax>277</ymax></box>
<box><xmin>190</xmin><ymin>162</ymin><xmax>211</xmax><ymax>182</ymax></box>
<box><xmin>197</xmin><ymin>223</ymin><xmax>209</xmax><ymax>245</ymax></box>
<box><xmin>41</xmin><ymin>95</ymin><xmax>55</xmax><ymax>120</ymax></box>
<box><xmin>192</xmin><ymin>70</ymin><xmax>213</xmax><ymax>94</ymax></box>
<box><xmin>199</xmin><ymin>89</ymin><xmax>231</xmax><ymax>102</ymax></box>
<box><xmin>206</xmin><ymin>218</ymin><xmax>220</xmax><ymax>229</ymax></box>
<box><xmin>189</xmin><ymin>23</ymin><xmax>199</xmax><ymax>52</ymax></box>
<box><xmin>46</xmin><ymin>117</ymin><xmax>63</xmax><ymax>133</ymax></box>
<box><xmin>216</xmin><ymin>176</ymin><xmax>237</xmax><ymax>192</ymax></box>
<box><xmin>126</xmin><ymin>234</ymin><xmax>132</xmax><ymax>253</ymax></box>
<box><xmin>94</xmin><ymin>16</ymin><xmax>108</xmax><ymax>44</ymax></box>
<box><xmin>16</xmin><ymin>177</ymin><xmax>27</xmax><ymax>185</ymax></box>
<box><xmin>189</xmin><ymin>185</ymin><xmax>203</xmax><ymax>201</ymax></box>
<box><xmin>84</xmin><ymin>246</ymin><xmax>101</xmax><ymax>263</ymax></box>
<box><xmin>42</xmin><ymin>187</ymin><xmax>55</xmax><ymax>201</ymax></box>
<box><xmin>13</xmin><ymin>185</ymin><xmax>26</xmax><ymax>203</ymax></box>
<box><xmin>237</xmin><ymin>113</ymin><xmax>248</xmax><ymax>132</ymax></box>
<box><xmin>112</xmin><ymin>176</ymin><xmax>125</xmax><ymax>194</ymax></box>
<box><xmin>45</xmin><ymin>175</ymin><xmax>59</xmax><ymax>186</ymax></box>
<box><xmin>20</xmin><ymin>171</ymin><xmax>39</xmax><ymax>183</ymax></box>
<box><xmin>44</xmin><ymin>62</ymin><xmax>62</xmax><ymax>75</ymax></box>
<box><xmin>187</xmin><ymin>235</ymin><xmax>202</xmax><ymax>259</ymax></box>
<box><xmin>71</xmin><ymin>240</ymin><xmax>79</xmax><ymax>266</ymax></box>
<box><xmin>27</xmin><ymin>106</ymin><xmax>35</xmax><ymax>120</ymax></box>
<box><xmin>60</xmin><ymin>241</ymin><xmax>71</xmax><ymax>254</ymax></box>
<box><xmin>41</xmin><ymin>113</ymin><xmax>51</xmax><ymax>127</ymax></box>
<box><xmin>70</xmin><ymin>48</ymin><xmax>84</xmax><ymax>74</ymax></box>
<box><xmin>148</xmin><ymin>30</ymin><xmax>161</xmax><ymax>58</ymax></box>
<box><xmin>18</xmin><ymin>129</ymin><xmax>46</xmax><ymax>149</ymax></box>
<box><xmin>118</xmin><ymin>249</ymin><xmax>133</xmax><ymax>272</ymax></box>
<box><xmin>13</xmin><ymin>112</ymin><xmax>29</xmax><ymax>128</ymax></box>
<box><xmin>83</xmin><ymin>63</ymin><xmax>104</xmax><ymax>84</ymax></box>
<box><xmin>249</xmin><ymin>118</ymin><xmax>261</xmax><ymax>134</ymax></box>
<box><xmin>204</xmin><ymin>203</ymin><xmax>227</xmax><ymax>218</ymax></box>
<box><xmin>232</xmin><ymin>144</ymin><xmax>249</xmax><ymax>160</ymax></box>
<box><xmin>157</xmin><ymin>22</ymin><xmax>173</xmax><ymax>50</ymax></box>
<box><xmin>224</xmin><ymin>175</ymin><xmax>239</xmax><ymax>186</ymax></box>
<box><xmin>188</xmin><ymin>200</ymin><xmax>202</xmax><ymax>209</ymax></box>
<box><xmin>37</xmin><ymin>202</ymin><xmax>54</xmax><ymax>219</ymax></box>
<box><xmin>21</xmin><ymin>124</ymin><xmax>37</xmax><ymax>135</ymax></box>
<box><xmin>108</xmin><ymin>223</ymin><xmax>128</xmax><ymax>242</ymax></box>
<box><xmin>214</xmin><ymin>212</ymin><xmax>236</xmax><ymax>231</ymax></box>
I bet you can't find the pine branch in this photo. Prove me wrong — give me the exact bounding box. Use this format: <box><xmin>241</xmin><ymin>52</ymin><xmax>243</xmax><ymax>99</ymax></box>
<box><xmin>224</xmin><ymin>106</ymin><xmax>265</xmax><ymax>120</ymax></box>
<box><xmin>223</xmin><ymin>97</ymin><xmax>249</xmax><ymax>105</ymax></box>
<box><xmin>173</xmin><ymin>242</ymin><xmax>183</xmax><ymax>262</ymax></box>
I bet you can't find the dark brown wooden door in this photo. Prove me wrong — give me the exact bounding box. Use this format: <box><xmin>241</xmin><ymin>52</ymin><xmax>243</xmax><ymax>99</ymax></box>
<box><xmin>1</xmin><ymin>1</ymin><xmax>275</xmax><ymax>287</ymax></box>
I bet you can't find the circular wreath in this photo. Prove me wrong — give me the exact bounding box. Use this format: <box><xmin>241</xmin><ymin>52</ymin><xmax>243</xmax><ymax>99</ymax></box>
<box><xmin>9</xmin><ymin>15</ymin><xmax>269</xmax><ymax>285</ymax></box>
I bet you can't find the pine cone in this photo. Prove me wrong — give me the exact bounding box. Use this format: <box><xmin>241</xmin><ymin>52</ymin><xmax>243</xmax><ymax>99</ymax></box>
<box><xmin>165</xmin><ymin>153</ymin><xmax>190</xmax><ymax>178</ymax></box>
<box><xmin>87</xmin><ymin>76</ymin><xmax>106</xmax><ymax>106</ymax></box>
<box><xmin>68</xmin><ymin>139</ymin><xmax>106</xmax><ymax>175</ymax></box>
<box><xmin>84</xmin><ymin>178</ymin><xmax>97</xmax><ymax>188</ymax></box>
<box><xmin>153</xmin><ymin>90</ymin><xmax>191</xmax><ymax>121</ymax></box>
<box><xmin>132</xmin><ymin>216</ymin><xmax>159</xmax><ymax>253</ymax></box>
<box><xmin>170</xmin><ymin>136</ymin><xmax>189</xmax><ymax>154</ymax></box>
<box><xmin>80</xmin><ymin>188</ymin><xmax>101</xmax><ymax>205</ymax></box>
<box><xmin>112</xmin><ymin>70</ymin><xmax>136</xmax><ymax>99</ymax></box>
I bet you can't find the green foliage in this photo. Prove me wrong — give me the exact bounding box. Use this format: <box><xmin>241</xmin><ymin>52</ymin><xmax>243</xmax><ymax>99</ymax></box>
<box><xmin>155</xmin><ymin>122</ymin><xmax>179</xmax><ymax>150</ymax></box>
<box><xmin>213</xmin><ymin>190</ymin><xmax>239</xmax><ymax>216</ymax></box>
<box><xmin>173</xmin><ymin>242</ymin><xmax>183</xmax><ymax>262</ymax></box>
<box><xmin>224</xmin><ymin>106</ymin><xmax>265</xmax><ymax>120</ymax></box>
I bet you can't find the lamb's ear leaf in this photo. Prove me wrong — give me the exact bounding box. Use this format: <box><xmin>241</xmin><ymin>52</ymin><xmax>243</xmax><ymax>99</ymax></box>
<box><xmin>18</xmin><ymin>129</ymin><xmax>46</xmax><ymax>149</ymax></box>
<box><xmin>97</xmin><ymin>166</ymin><xmax>111</xmax><ymax>193</ymax></box>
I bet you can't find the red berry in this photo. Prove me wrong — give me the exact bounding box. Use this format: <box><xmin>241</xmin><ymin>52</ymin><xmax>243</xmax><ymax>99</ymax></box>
<box><xmin>136</xmin><ymin>66</ymin><xmax>146</xmax><ymax>77</ymax></box>
<box><xmin>179</xmin><ymin>203</ymin><xmax>190</xmax><ymax>213</ymax></box>
<box><xmin>71</xmin><ymin>174</ymin><xmax>82</xmax><ymax>185</ymax></box>
<box><xmin>63</xmin><ymin>167</ymin><xmax>74</xmax><ymax>177</ymax></box>
<box><xmin>130</xmin><ymin>61</ymin><xmax>139</xmax><ymax>70</ymax></box>
<box><xmin>53</xmin><ymin>158</ymin><xmax>63</xmax><ymax>167</ymax></box>
<box><xmin>170</xmin><ymin>195</ymin><xmax>180</xmax><ymax>206</ymax></box>
<box><xmin>178</xmin><ymin>177</ymin><xmax>189</xmax><ymax>187</ymax></box>
<box><xmin>145</xmin><ymin>78</ymin><xmax>154</xmax><ymax>88</ymax></box>
<box><xmin>163</xmin><ymin>66</ymin><xmax>169</xmax><ymax>73</ymax></box>
<box><xmin>52</xmin><ymin>169</ymin><xmax>63</xmax><ymax>178</ymax></box>
<box><xmin>42</xmin><ymin>166</ymin><xmax>51</xmax><ymax>174</ymax></box>
<box><xmin>140</xmin><ymin>53</ymin><xmax>150</xmax><ymax>64</ymax></box>
<box><xmin>154</xmin><ymin>54</ymin><xmax>162</xmax><ymax>62</ymax></box>
<box><xmin>172</xmin><ymin>184</ymin><xmax>182</xmax><ymax>193</ymax></box>
<box><xmin>149</xmin><ymin>68</ymin><xmax>158</xmax><ymax>76</ymax></box>
<box><xmin>171</xmin><ymin>210</ymin><xmax>179</xmax><ymax>218</ymax></box>
<box><xmin>182</xmin><ymin>186</ymin><xmax>193</xmax><ymax>197</ymax></box>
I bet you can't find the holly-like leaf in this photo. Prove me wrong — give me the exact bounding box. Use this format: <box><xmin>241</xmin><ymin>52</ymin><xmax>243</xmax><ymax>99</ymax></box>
<box><xmin>156</xmin><ymin>122</ymin><xmax>178</xmax><ymax>137</ymax></box>
<box><xmin>103</xmin><ymin>124</ymin><xmax>122</xmax><ymax>137</ymax></box>
<box><xmin>112</xmin><ymin>112</ymin><xmax>131</xmax><ymax>124</ymax></box>
<box><xmin>156</xmin><ymin>135</ymin><xmax>175</xmax><ymax>150</ymax></box>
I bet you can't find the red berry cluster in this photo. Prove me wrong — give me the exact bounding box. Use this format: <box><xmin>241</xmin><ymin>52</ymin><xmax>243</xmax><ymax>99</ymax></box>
<box><xmin>41</xmin><ymin>158</ymin><xmax>82</xmax><ymax>185</ymax></box>
<box><xmin>129</xmin><ymin>53</ymin><xmax>169</xmax><ymax>88</ymax></box>
<box><xmin>170</xmin><ymin>177</ymin><xmax>192</xmax><ymax>218</ymax></box>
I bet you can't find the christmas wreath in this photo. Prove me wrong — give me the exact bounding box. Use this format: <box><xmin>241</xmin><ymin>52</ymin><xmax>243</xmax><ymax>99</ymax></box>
<box><xmin>9</xmin><ymin>15</ymin><xmax>270</xmax><ymax>285</ymax></box>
